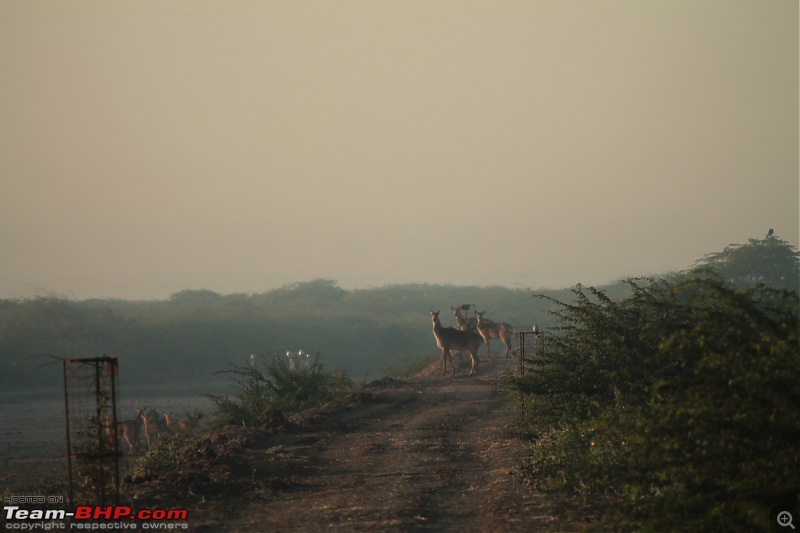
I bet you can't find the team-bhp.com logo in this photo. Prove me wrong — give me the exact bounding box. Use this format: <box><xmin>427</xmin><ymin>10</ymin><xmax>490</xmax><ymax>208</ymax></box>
<box><xmin>4</xmin><ymin>505</ymin><xmax>188</xmax><ymax>529</ymax></box>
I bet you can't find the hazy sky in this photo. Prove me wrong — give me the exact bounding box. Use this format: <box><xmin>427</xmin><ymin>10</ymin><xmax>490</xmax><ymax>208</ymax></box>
<box><xmin>1</xmin><ymin>1</ymin><xmax>797</xmax><ymax>300</ymax></box>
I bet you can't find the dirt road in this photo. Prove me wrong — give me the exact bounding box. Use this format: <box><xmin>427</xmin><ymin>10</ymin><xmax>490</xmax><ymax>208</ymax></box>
<box><xmin>129</xmin><ymin>356</ymin><xmax>556</xmax><ymax>532</ymax></box>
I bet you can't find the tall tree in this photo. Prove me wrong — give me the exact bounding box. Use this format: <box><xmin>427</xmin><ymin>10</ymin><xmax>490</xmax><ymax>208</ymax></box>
<box><xmin>693</xmin><ymin>230</ymin><xmax>799</xmax><ymax>292</ymax></box>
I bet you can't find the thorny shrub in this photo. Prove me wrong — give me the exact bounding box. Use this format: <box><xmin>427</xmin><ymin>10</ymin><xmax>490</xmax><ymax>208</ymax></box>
<box><xmin>504</xmin><ymin>275</ymin><xmax>799</xmax><ymax>531</ymax></box>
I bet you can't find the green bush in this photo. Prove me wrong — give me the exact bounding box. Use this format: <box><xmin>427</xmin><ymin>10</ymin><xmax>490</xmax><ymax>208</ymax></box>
<box><xmin>129</xmin><ymin>430</ymin><xmax>194</xmax><ymax>482</ymax></box>
<box><xmin>506</xmin><ymin>276</ymin><xmax>800</xmax><ymax>531</ymax></box>
<box><xmin>206</xmin><ymin>351</ymin><xmax>354</xmax><ymax>427</ymax></box>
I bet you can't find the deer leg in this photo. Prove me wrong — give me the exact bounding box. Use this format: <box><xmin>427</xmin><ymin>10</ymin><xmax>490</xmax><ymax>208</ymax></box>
<box><xmin>441</xmin><ymin>347</ymin><xmax>449</xmax><ymax>375</ymax></box>
<box><xmin>468</xmin><ymin>350</ymin><xmax>478</xmax><ymax>376</ymax></box>
<box><xmin>121</xmin><ymin>427</ymin><xmax>132</xmax><ymax>454</ymax></box>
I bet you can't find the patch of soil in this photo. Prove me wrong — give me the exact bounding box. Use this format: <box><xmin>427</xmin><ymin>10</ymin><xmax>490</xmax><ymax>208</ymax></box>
<box><xmin>126</xmin><ymin>356</ymin><xmax>558</xmax><ymax>531</ymax></box>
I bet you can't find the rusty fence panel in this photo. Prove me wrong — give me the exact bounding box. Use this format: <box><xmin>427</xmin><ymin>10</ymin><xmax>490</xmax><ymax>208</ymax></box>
<box><xmin>62</xmin><ymin>355</ymin><xmax>120</xmax><ymax>506</ymax></box>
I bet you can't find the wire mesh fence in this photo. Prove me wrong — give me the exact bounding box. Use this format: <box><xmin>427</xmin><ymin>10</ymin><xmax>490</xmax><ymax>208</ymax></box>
<box><xmin>62</xmin><ymin>356</ymin><xmax>120</xmax><ymax>506</ymax></box>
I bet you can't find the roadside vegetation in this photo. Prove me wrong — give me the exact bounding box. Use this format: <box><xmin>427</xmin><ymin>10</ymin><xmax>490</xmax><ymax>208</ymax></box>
<box><xmin>130</xmin><ymin>350</ymin><xmax>355</xmax><ymax>483</ymax></box>
<box><xmin>503</xmin><ymin>232</ymin><xmax>799</xmax><ymax>531</ymax></box>
<box><xmin>206</xmin><ymin>351</ymin><xmax>355</xmax><ymax>427</ymax></box>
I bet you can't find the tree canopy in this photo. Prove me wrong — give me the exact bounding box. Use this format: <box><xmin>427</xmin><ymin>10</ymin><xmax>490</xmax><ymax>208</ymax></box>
<box><xmin>692</xmin><ymin>229</ymin><xmax>799</xmax><ymax>293</ymax></box>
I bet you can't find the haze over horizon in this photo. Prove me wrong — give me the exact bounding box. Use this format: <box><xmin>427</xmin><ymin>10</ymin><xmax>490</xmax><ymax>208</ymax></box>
<box><xmin>1</xmin><ymin>1</ymin><xmax>797</xmax><ymax>301</ymax></box>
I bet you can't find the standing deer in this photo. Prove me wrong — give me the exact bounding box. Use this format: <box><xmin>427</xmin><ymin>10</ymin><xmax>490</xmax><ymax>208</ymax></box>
<box><xmin>120</xmin><ymin>410</ymin><xmax>144</xmax><ymax>454</ymax></box>
<box><xmin>475</xmin><ymin>311</ymin><xmax>514</xmax><ymax>357</ymax></box>
<box><xmin>451</xmin><ymin>306</ymin><xmax>477</xmax><ymax>332</ymax></box>
<box><xmin>103</xmin><ymin>409</ymin><xmax>144</xmax><ymax>454</ymax></box>
<box><xmin>430</xmin><ymin>310</ymin><xmax>483</xmax><ymax>376</ymax></box>
<box><xmin>140</xmin><ymin>408</ymin><xmax>167</xmax><ymax>447</ymax></box>
<box><xmin>163</xmin><ymin>411</ymin><xmax>190</xmax><ymax>432</ymax></box>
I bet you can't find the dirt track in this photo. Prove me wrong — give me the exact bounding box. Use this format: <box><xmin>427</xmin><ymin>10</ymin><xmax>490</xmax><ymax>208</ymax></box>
<box><xmin>127</xmin><ymin>355</ymin><xmax>556</xmax><ymax>532</ymax></box>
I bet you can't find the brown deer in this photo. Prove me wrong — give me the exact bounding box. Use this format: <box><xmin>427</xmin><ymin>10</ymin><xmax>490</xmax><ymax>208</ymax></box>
<box><xmin>139</xmin><ymin>407</ymin><xmax>167</xmax><ymax>447</ymax></box>
<box><xmin>475</xmin><ymin>311</ymin><xmax>514</xmax><ymax>357</ymax></box>
<box><xmin>430</xmin><ymin>310</ymin><xmax>483</xmax><ymax>376</ymax></box>
<box><xmin>120</xmin><ymin>409</ymin><xmax>144</xmax><ymax>453</ymax></box>
<box><xmin>102</xmin><ymin>410</ymin><xmax>143</xmax><ymax>454</ymax></box>
<box><xmin>451</xmin><ymin>306</ymin><xmax>477</xmax><ymax>332</ymax></box>
<box><xmin>163</xmin><ymin>411</ymin><xmax>190</xmax><ymax>433</ymax></box>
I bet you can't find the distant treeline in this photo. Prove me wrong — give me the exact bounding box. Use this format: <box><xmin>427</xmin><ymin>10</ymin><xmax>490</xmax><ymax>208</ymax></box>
<box><xmin>1</xmin><ymin>231</ymin><xmax>796</xmax><ymax>396</ymax></box>
<box><xmin>0</xmin><ymin>280</ymin><xmax>571</xmax><ymax>395</ymax></box>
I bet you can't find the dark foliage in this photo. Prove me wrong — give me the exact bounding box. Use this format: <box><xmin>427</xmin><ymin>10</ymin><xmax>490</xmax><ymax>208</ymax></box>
<box><xmin>506</xmin><ymin>275</ymin><xmax>799</xmax><ymax>531</ymax></box>
<box><xmin>692</xmin><ymin>230</ymin><xmax>799</xmax><ymax>293</ymax></box>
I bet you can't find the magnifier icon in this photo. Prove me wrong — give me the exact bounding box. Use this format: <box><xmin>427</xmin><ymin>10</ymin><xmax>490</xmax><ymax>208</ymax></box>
<box><xmin>778</xmin><ymin>511</ymin><xmax>796</xmax><ymax>529</ymax></box>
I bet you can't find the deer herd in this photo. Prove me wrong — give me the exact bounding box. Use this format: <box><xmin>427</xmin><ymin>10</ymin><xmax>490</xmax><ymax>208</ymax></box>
<box><xmin>430</xmin><ymin>306</ymin><xmax>515</xmax><ymax>377</ymax></box>
<box><xmin>105</xmin><ymin>407</ymin><xmax>194</xmax><ymax>455</ymax></box>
